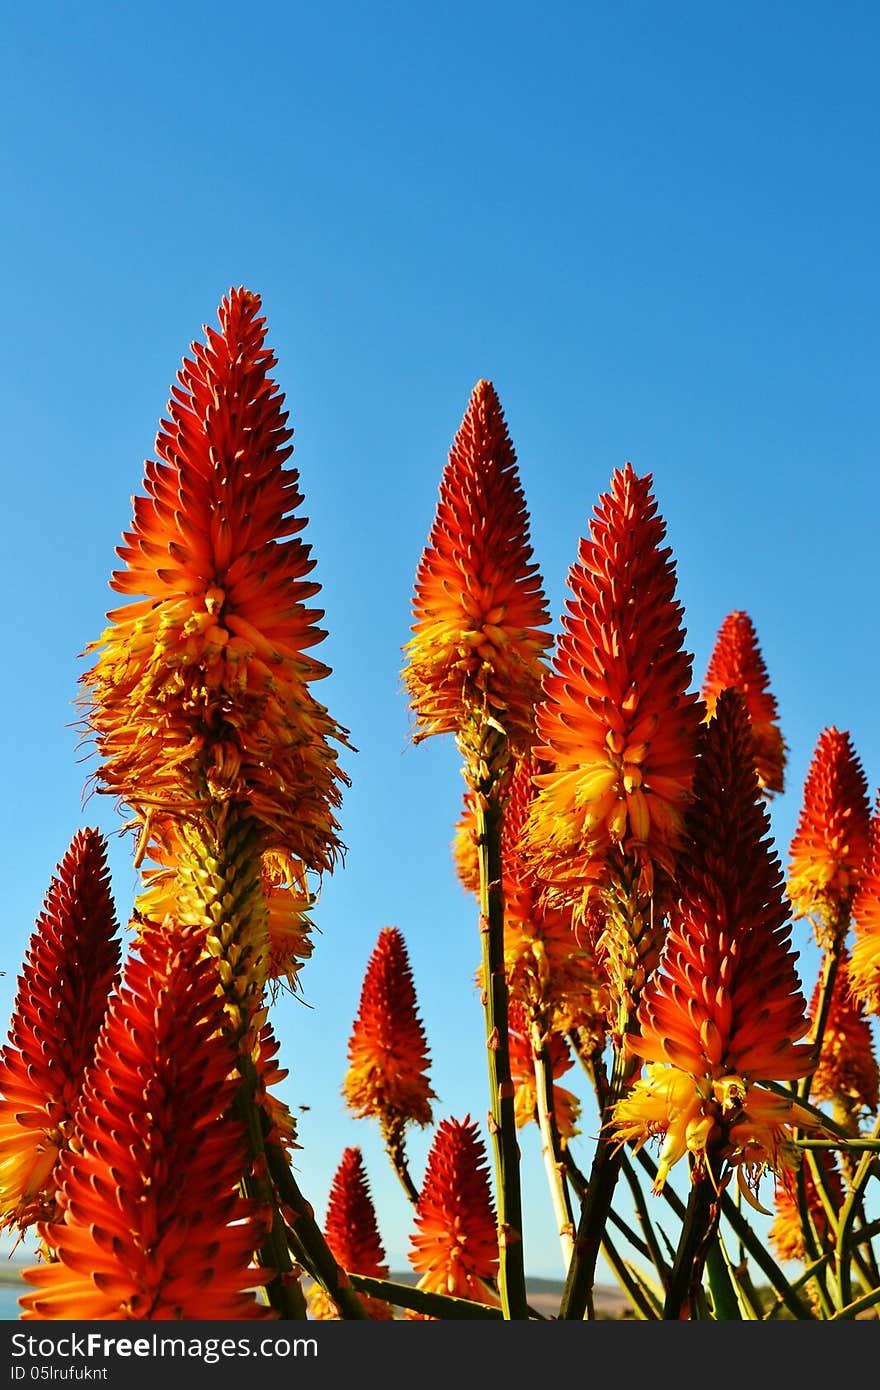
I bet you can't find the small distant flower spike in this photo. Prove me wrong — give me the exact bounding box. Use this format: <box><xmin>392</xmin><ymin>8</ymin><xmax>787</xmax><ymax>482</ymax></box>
<box><xmin>787</xmin><ymin>727</ymin><xmax>871</xmax><ymax>944</ymax></box>
<box><xmin>0</xmin><ymin>830</ymin><xmax>120</xmax><ymax>1235</ymax></box>
<box><xmin>525</xmin><ymin>463</ymin><xmax>702</xmax><ymax>1032</ymax></box>
<box><xmin>402</xmin><ymin>378</ymin><xmax>552</xmax><ymax>773</ymax></box>
<box><xmin>78</xmin><ymin>286</ymin><xmax>351</xmax><ymax>876</ymax></box>
<box><xmin>701</xmin><ymin>609</ymin><xmax>787</xmax><ymax>794</ymax></box>
<box><xmin>408</xmin><ymin>1116</ymin><xmax>500</xmax><ymax>1305</ymax></box>
<box><xmin>343</xmin><ymin>927</ymin><xmax>435</xmax><ymax>1179</ymax></box>
<box><xmin>308</xmin><ymin>1148</ymin><xmax>392</xmax><ymax>1320</ymax></box>
<box><xmin>769</xmin><ymin>1150</ymin><xmax>846</xmax><ymax>1264</ymax></box>
<box><xmin>850</xmin><ymin>793</ymin><xmax>880</xmax><ymax>1015</ymax></box>
<box><xmin>18</xmin><ymin>927</ymin><xmax>272</xmax><ymax>1320</ymax></box>
<box><xmin>611</xmin><ymin>689</ymin><xmax>816</xmax><ymax>1199</ymax></box>
<box><xmin>808</xmin><ymin>945</ymin><xmax>879</xmax><ymax>1128</ymax></box>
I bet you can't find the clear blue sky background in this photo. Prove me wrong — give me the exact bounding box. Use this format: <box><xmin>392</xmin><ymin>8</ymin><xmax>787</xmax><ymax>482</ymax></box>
<box><xmin>1</xmin><ymin>2</ymin><xmax>877</xmax><ymax>1288</ymax></box>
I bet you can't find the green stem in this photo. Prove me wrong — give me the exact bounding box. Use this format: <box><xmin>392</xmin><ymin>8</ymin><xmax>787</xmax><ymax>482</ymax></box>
<box><xmin>558</xmin><ymin>1037</ymin><xmax>634</xmax><ymax>1320</ymax></box>
<box><xmin>253</xmin><ymin>1082</ymin><xmax>369</xmax><ymax>1320</ymax></box>
<box><xmin>474</xmin><ymin>787</ymin><xmax>528</xmax><ymax>1320</ymax></box>
<box><xmin>348</xmin><ymin>1274</ymin><xmax>505</xmax><ymax>1320</ymax></box>
<box><xmin>663</xmin><ymin>1170</ymin><xmax>721</xmax><ymax>1319</ymax></box>
<box><xmin>529</xmin><ymin>1016</ymin><xmax>576</xmax><ymax>1266</ymax></box>
<box><xmin>234</xmin><ymin>1057</ymin><xmax>308</xmax><ymax>1320</ymax></box>
<box><xmin>717</xmin><ymin>1189</ymin><xmax>816</xmax><ymax>1320</ymax></box>
<box><xmin>381</xmin><ymin>1118</ymin><xmax>421</xmax><ymax>1206</ymax></box>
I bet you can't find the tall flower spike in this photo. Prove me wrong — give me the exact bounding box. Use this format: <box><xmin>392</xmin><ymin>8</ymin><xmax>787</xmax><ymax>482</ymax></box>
<box><xmin>701</xmin><ymin>609</ymin><xmax>786</xmax><ymax>794</ymax></box>
<box><xmin>343</xmin><ymin>926</ymin><xmax>435</xmax><ymax>1198</ymax></box>
<box><xmin>408</xmin><ymin>1116</ymin><xmax>500</xmax><ymax>1306</ymax></box>
<box><xmin>19</xmin><ymin>926</ymin><xmax>272</xmax><ymax>1321</ymax></box>
<box><xmin>787</xmin><ymin>727</ymin><xmax>871</xmax><ymax>944</ymax></box>
<box><xmin>611</xmin><ymin>688</ymin><xmax>816</xmax><ymax>1201</ymax></box>
<box><xmin>78</xmin><ymin>286</ymin><xmax>351</xmax><ymax>874</ymax></box>
<box><xmin>526</xmin><ymin>463</ymin><xmax>702</xmax><ymax>1047</ymax></box>
<box><xmin>307</xmin><ymin>1148</ymin><xmax>392</xmax><ymax>1320</ymax></box>
<box><xmin>527</xmin><ymin>463</ymin><xmax>701</xmax><ymax>904</ymax></box>
<box><xmin>401</xmin><ymin>378</ymin><xmax>552</xmax><ymax>766</ymax></box>
<box><xmin>0</xmin><ymin>829</ymin><xmax>120</xmax><ymax>1235</ymax></box>
<box><xmin>850</xmin><ymin>793</ymin><xmax>880</xmax><ymax>1013</ymax></box>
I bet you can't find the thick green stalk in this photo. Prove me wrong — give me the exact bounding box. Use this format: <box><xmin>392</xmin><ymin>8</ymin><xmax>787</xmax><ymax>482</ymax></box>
<box><xmin>474</xmin><ymin>788</ymin><xmax>529</xmax><ymax>1320</ymax></box>
<box><xmin>348</xmin><ymin>1274</ymin><xmax>505</xmax><ymax>1319</ymax></box>
<box><xmin>663</xmin><ymin>1169</ymin><xmax>721</xmax><ymax>1319</ymax></box>
<box><xmin>558</xmin><ymin>1037</ymin><xmax>631</xmax><ymax>1319</ymax></box>
<box><xmin>234</xmin><ymin>1055</ymin><xmax>307</xmax><ymax>1319</ymax></box>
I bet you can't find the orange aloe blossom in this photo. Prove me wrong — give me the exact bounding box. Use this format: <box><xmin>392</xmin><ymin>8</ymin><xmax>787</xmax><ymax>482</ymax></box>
<box><xmin>408</xmin><ymin>1115</ymin><xmax>500</xmax><ymax>1307</ymax></box>
<box><xmin>701</xmin><ymin>609</ymin><xmax>787</xmax><ymax>795</ymax></box>
<box><xmin>402</xmin><ymin>377</ymin><xmax>551</xmax><ymax>767</ymax></box>
<box><xmin>787</xmin><ymin>726</ymin><xmax>871</xmax><ymax>945</ymax></box>
<box><xmin>0</xmin><ymin>829</ymin><xmax>120</xmax><ymax>1236</ymax></box>
<box><xmin>401</xmin><ymin>379</ymin><xmax>552</xmax><ymax>1319</ymax></box>
<box><xmin>343</xmin><ymin>926</ymin><xmax>435</xmax><ymax>1202</ymax></box>
<box><xmin>19</xmin><ymin>926</ymin><xmax>273</xmax><ymax>1320</ymax></box>
<box><xmin>526</xmin><ymin>462</ymin><xmax>702</xmax><ymax>1044</ymax></box>
<box><xmin>307</xmin><ymin>1148</ymin><xmax>392</xmax><ymax>1320</ymax></box>
<box><xmin>850</xmin><ymin>792</ymin><xmax>880</xmax><ymax>1014</ymax></box>
<box><xmin>78</xmin><ymin>286</ymin><xmax>351</xmax><ymax>1017</ymax></box>
<box><xmin>611</xmin><ymin>689</ymin><xmax>816</xmax><ymax>1205</ymax></box>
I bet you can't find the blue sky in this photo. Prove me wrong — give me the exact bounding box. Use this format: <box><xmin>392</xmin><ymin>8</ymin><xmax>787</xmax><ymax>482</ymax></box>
<box><xmin>1</xmin><ymin>2</ymin><xmax>878</xmax><ymax>1287</ymax></box>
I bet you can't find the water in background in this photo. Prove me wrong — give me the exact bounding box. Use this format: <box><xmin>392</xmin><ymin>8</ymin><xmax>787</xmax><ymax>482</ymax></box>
<box><xmin>1</xmin><ymin>1284</ymin><xmax>24</xmax><ymax>1319</ymax></box>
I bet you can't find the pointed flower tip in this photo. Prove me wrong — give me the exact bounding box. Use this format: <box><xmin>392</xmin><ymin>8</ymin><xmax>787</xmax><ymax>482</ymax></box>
<box><xmin>787</xmin><ymin>726</ymin><xmax>871</xmax><ymax>933</ymax></box>
<box><xmin>701</xmin><ymin>609</ymin><xmax>786</xmax><ymax>794</ymax></box>
<box><xmin>343</xmin><ymin>926</ymin><xmax>434</xmax><ymax>1131</ymax></box>
<box><xmin>526</xmin><ymin>462</ymin><xmax>701</xmax><ymax>904</ymax></box>
<box><xmin>402</xmin><ymin>381</ymin><xmax>551</xmax><ymax>758</ymax></box>
<box><xmin>78</xmin><ymin>289</ymin><xmax>350</xmax><ymax>873</ymax></box>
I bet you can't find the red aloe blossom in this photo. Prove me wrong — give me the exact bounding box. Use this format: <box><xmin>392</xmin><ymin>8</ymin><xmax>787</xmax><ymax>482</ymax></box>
<box><xmin>701</xmin><ymin>609</ymin><xmax>787</xmax><ymax>794</ymax></box>
<box><xmin>408</xmin><ymin>1115</ymin><xmax>499</xmax><ymax>1305</ymax></box>
<box><xmin>78</xmin><ymin>286</ymin><xmax>351</xmax><ymax>873</ymax></box>
<box><xmin>808</xmin><ymin>945</ymin><xmax>879</xmax><ymax>1123</ymax></box>
<box><xmin>402</xmin><ymin>378</ymin><xmax>552</xmax><ymax>762</ymax></box>
<box><xmin>343</xmin><ymin>927</ymin><xmax>435</xmax><ymax>1143</ymax></box>
<box><xmin>19</xmin><ymin>927</ymin><xmax>272</xmax><ymax>1320</ymax></box>
<box><xmin>787</xmin><ymin>727</ymin><xmax>871</xmax><ymax>941</ymax></box>
<box><xmin>0</xmin><ymin>829</ymin><xmax>120</xmax><ymax>1235</ymax></box>
<box><xmin>612</xmin><ymin>689</ymin><xmax>816</xmax><ymax>1199</ymax></box>
<box><xmin>308</xmin><ymin>1148</ymin><xmax>392</xmax><ymax>1320</ymax></box>
<box><xmin>527</xmin><ymin>463</ymin><xmax>701</xmax><ymax>904</ymax></box>
<box><xmin>850</xmin><ymin>793</ymin><xmax>880</xmax><ymax>1015</ymax></box>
